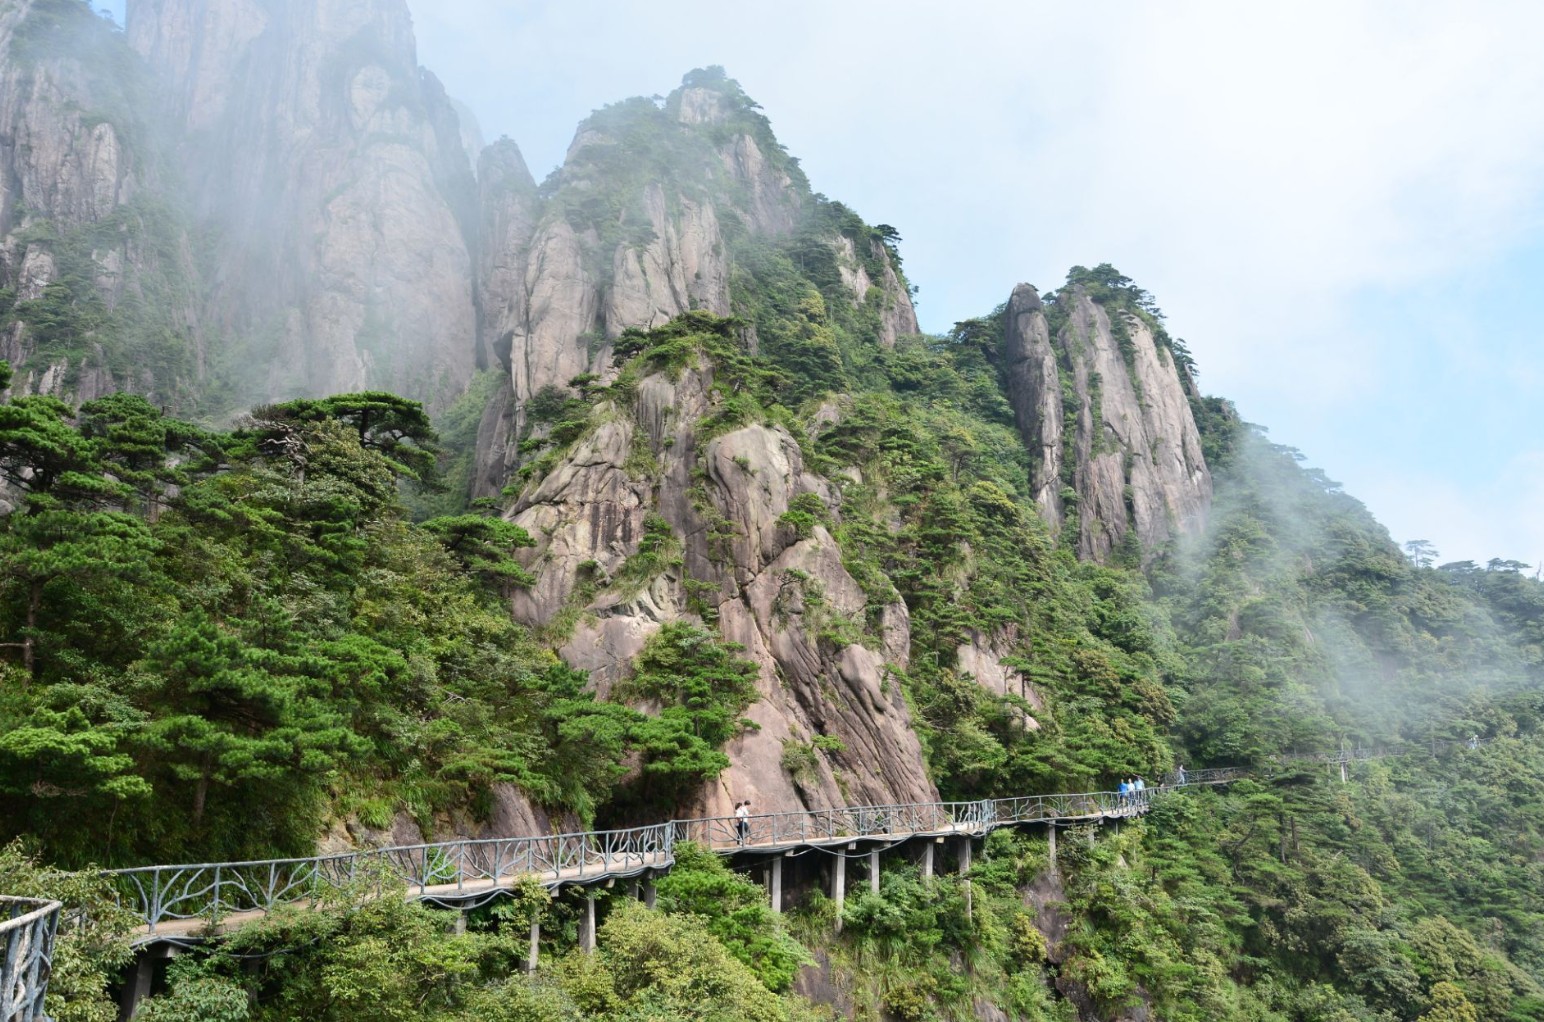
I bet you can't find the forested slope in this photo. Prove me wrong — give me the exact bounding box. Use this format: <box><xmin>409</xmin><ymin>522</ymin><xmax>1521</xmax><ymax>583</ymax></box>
<box><xmin>0</xmin><ymin>6</ymin><xmax>1540</xmax><ymax>1015</ymax></box>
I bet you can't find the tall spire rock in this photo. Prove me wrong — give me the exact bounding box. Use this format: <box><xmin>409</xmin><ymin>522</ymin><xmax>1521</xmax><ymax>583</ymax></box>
<box><xmin>126</xmin><ymin>0</ymin><xmax>477</xmax><ymax>409</ymax></box>
<box><xmin>0</xmin><ymin>0</ymin><xmax>203</xmax><ymax>405</ymax></box>
<box><xmin>1004</xmin><ymin>273</ymin><xmax>1211</xmax><ymax>561</ymax></box>
<box><xmin>473</xmin><ymin>67</ymin><xmax>918</xmax><ymax>493</ymax></box>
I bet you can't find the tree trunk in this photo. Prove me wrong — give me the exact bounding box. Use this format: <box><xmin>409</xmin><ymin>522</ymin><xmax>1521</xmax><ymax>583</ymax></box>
<box><xmin>23</xmin><ymin>580</ymin><xmax>40</xmax><ymax>677</ymax></box>
<box><xmin>193</xmin><ymin>756</ymin><xmax>213</xmax><ymax>826</ymax></box>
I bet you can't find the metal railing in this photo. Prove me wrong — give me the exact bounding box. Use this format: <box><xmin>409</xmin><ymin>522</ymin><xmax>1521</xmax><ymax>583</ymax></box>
<box><xmin>1</xmin><ymin>897</ymin><xmax>60</xmax><ymax>1022</ymax></box>
<box><xmin>1275</xmin><ymin>736</ymin><xmax>1493</xmax><ymax>766</ymax></box>
<box><xmin>106</xmin><ymin>822</ymin><xmax>674</xmax><ymax>936</ymax></box>
<box><xmin>99</xmin><ymin>775</ymin><xmax>1247</xmax><ymax>938</ymax></box>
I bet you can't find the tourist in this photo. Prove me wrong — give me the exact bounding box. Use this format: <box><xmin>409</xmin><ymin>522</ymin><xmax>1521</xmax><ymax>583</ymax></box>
<box><xmin>735</xmin><ymin>800</ymin><xmax>751</xmax><ymax>844</ymax></box>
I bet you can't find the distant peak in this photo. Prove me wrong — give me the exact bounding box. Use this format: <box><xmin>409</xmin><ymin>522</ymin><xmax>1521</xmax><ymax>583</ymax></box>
<box><xmin>669</xmin><ymin>66</ymin><xmax>761</xmax><ymax>126</ymax></box>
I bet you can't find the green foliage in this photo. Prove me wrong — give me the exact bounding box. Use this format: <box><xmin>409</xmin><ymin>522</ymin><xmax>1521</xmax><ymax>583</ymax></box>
<box><xmin>0</xmin><ymin>842</ymin><xmax>136</xmax><ymax>1022</ymax></box>
<box><xmin>777</xmin><ymin>492</ymin><xmax>829</xmax><ymax>540</ymax></box>
<box><xmin>655</xmin><ymin>842</ymin><xmax>809</xmax><ymax>991</ymax></box>
<box><xmin>614</xmin><ymin>621</ymin><xmax>760</xmax><ymax>810</ymax></box>
<box><xmin>0</xmin><ymin>385</ymin><xmax>648</xmax><ymax>862</ymax></box>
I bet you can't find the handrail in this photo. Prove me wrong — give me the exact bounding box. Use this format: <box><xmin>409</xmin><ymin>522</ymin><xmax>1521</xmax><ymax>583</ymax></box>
<box><xmin>96</xmin><ymin>775</ymin><xmax>1248</xmax><ymax>939</ymax></box>
<box><xmin>1</xmin><ymin>897</ymin><xmax>61</xmax><ymax>1022</ymax></box>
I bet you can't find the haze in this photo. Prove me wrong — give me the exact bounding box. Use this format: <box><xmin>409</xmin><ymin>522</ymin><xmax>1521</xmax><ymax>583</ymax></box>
<box><xmin>99</xmin><ymin>0</ymin><xmax>1544</xmax><ymax>569</ymax></box>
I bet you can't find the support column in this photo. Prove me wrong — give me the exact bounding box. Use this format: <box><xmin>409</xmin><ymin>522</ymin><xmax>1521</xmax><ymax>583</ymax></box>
<box><xmin>643</xmin><ymin>879</ymin><xmax>657</xmax><ymax>910</ymax></box>
<box><xmin>770</xmin><ymin>857</ymin><xmax>783</xmax><ymax>914</ymax></box>
<box><xmin>117</xmin><ymin>954</ymin><xmax>154</xmax><ymax>1021</ymax></box>
<box><xmin>580</xmin><ymin>891</ymin><xmax>597</xmax><ymax>953</ymax></box>
<box><xmin>452</xmin><ymin>911</ymin><xmax>467</xmax><ymax>936</ymax></box>
<box><xmin>921</xmin><ymin>840</ymin><xmax>934</xmax><ymax>881</ymax></box>
<box><xmin>958</xmin><ymin>838</ymin><xmax>973</xmax><ymax>920</ymax></box>
<box><xmin>832</xmin><ymin>854</ymin><xmax>846</xmax><ymax>933</ymax></box>
<box><xmin>527</xmin><ymin>920</ymin><xmax>541</xmax><ymax>973</ymax></box>
<box><xmin>119</xmin><ymin>945</ymin><xmax>176</xmax><ymax>1021</ymax></box>
<box><xmin>1047</xmin><ymin>824</ymin><xmax>1058</xmax><ymax>875</ymax></box>
<box><xmin>869</xmin><ymin>848</ymin><xmax>881</xmax><ymax>894</ymax></box>
<box><xmin>1339</xmin><ymin>760</ymin><xmax>1348</xmax><ymax>784</ymax></box>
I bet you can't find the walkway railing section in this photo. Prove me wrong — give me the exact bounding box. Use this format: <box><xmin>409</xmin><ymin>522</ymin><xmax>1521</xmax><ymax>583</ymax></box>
<box><xmin>1278</xmin><ymin>736</ymin><xmax>1492</xmax><ymax>767</ymax></box>
<box><xmin>1</xmin><ymin>897</ymin><xmax>60</xmax><ymax>1022</ymax></box>
<box><xmin>102</xmin><ymin>776</ymin><xmax>1249</xmax><ymax>938</ymax></box>
<box><xmin>106</xmin><ymin>823</ymin><xmax>674</xmax><ymax>936</ymax></box>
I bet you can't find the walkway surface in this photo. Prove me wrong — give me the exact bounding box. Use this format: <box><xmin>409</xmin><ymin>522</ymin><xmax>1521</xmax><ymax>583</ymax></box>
<box><xmin>103</xmin><ymin>770</ymin><xmax>1244</xmax><ymax>944</ymax></box>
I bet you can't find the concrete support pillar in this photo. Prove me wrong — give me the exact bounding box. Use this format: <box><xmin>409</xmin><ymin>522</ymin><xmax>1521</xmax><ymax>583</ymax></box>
<box><xmin>869</xmin><ymin>848</ymin><xmax>881</xmax><ymax>894</ymax></box>
<box><xmin>119</xmin><ymin>945</ymin><xmax>177</xmax><ymax>1021</ymax></box>
<box><xmin>117</xmin><ymin>954</ymin><xmax>155</xmax><ymax>1021</ymax></box>
<box><xmin>630</xmin><ymin>880</ymin><xmax>640</xmax><ymax>900</ymax></box>
<box><xmin>1047</xmin><ymin>824</ymin><xmax>1058</xmax><ymax>874</ymax></box>
<box><xmin>1340</xmin><ymin>760</ymin><xmax>1348</xmax><ymax>784</ymax></box>
<box><xmin>958</xmin><ymin>838</ymin><xmax>973</xmax><ymax>920</ymax></box>
<box><xmin>527</xmin><ymin>920</ymin><xmax>541</xmax><ymax>973</ymax></box>
<box><xmin>580</xmin><ymin>891</ymin><xmax>597</xmax><ymax>953</ymax></box>
<box><xmin>832</xmin><ymin>854</ymin><xmax>846</xmax><ymax>932</ymax></box>
<box><xmin>643</xmin><ymin>880</ymin><xmax>657</xmax><ymax>910</ymax></box>
<box><xmin>452</xmin><ymin>911</ymin><xmax>467</xmax><ymax>936</ymax></box>
<box><xmin>770</xmin><ymin>857</ymin><xmax>783</xmax><ymax>914</ymax></box>
<box><xmin>921</xmin><ymin>840</ymin><xmax>934</xmax><ymax>881</ymax></box>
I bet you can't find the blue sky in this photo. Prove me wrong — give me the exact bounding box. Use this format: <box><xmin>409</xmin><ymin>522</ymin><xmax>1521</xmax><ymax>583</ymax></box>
<box><xmin>107</xmin><ymin>1</ymin><xmax>1544</xmax><ymax>568</ymax></box>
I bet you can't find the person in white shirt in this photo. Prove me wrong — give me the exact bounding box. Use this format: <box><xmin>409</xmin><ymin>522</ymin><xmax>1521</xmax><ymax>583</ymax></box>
<box><xmin>734</xmin><ymin>801</ymin><xmax>750</xmax><ymax>844</ymax></box>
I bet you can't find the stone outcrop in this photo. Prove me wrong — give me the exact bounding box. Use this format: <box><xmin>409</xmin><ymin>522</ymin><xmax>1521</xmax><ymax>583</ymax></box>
<box><xmin>471</xmin><ymin>75</ymin><xmax>918</xmax><ymax>491</ymax></box>
<box><xmin>126</xmin><ymin>0</ymin><xmax>478</xmax><ymax>409</ymax></box>
<box><xmin>1004</xmin><ymin>283</ymin><xmax>1211</xmax><ymax>561</ymax></box>
<box><xmin>505</xmin><ymin>363</ymin><xmax>937</xmax><ymax>817</ymax></box>
<box><xmin>0</xmin><ymin>0</ymin><xmax>203</xmax><ymax>404</ymax></box>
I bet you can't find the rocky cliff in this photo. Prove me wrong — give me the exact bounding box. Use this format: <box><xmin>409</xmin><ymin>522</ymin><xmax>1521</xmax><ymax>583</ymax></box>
<box><xmin>0</xmin><ymin>0</ymin><xmax>203</xmax><ymax>404</ymax></box>
<box><xmin>126</xmin><ymin>0</ymin><xmax>477</xmax><ymax>409</ymax></box>
<box><xmin>1004</xmin><ymin>278</ymin><xmax>1211</xmax><ymax>561</ymax></box>
<box><xmin>504</xmin><ymin>324</ymin><xmax>936</xmax><ymax>818</ymax></box>
<box><xmin>471</xmin><ymin>69</ymin><xmax>919</xmax><ymax>494</ymax></box>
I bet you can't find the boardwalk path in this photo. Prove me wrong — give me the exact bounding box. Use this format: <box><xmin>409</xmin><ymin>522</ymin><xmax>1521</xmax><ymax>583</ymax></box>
<box><xmin>105</xmin><ymin>769</ymin><xmax>1244</xmax><ymax>944</ymax></box>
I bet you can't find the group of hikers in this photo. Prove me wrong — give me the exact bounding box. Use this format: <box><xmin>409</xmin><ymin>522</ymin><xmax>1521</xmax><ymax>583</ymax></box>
<box><xmin>1117</xmin><ymin>775</ymin><xmax>1148</xmax><ymax>803</ymax></box>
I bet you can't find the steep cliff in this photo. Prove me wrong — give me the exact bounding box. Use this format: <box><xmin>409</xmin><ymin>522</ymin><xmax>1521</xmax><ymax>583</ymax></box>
<box><xmin>1004</xmin><ymin>271</ymin><xmax>1211</xmax><ymax>561</ymax></box>
<box><xmin>126</xmin><ymin>0</ymin><xmax>478</xmax><ymax>409</ymax></box>
<box><xmin>503</xmin><ymin>317</ymin><xmax>935</xmax><ymax>817</ymax></box>
<box><xmin>0</xmin><ymin>0</ymin><xmax>203</xmax><ymax>404</ymax></box>
<box><xmin>472</xmin><ymin>68</ymin><xmax>918</xmax><ymax>493</ymax></box>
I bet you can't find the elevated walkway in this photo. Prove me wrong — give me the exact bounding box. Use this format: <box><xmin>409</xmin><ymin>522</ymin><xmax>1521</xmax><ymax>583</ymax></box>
<box><xmin>103</xmin><ymin>770</ymin><xmax>1244</xmax><ymax>944</ymax></box>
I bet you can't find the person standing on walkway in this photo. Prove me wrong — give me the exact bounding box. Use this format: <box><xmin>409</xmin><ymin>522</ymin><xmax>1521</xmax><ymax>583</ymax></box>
<box><xmin>1117</xmin><ymin>778</ymin><xmax>1131</xmax><ymax>804</ymax></box>
<box><xmin>735</xmin><ymin>801</ymin><xmax>751</xmax><ymax>845</ymax></box>
<box><xmin>1176</xmin><ymin>764</ymin><xmax>1187</xmax><ymax>786</ymax></box>
<box><xmin>1134</xmin><ymin>776</ymin><xmax>1146</xmax><ymax>803</ymax></box>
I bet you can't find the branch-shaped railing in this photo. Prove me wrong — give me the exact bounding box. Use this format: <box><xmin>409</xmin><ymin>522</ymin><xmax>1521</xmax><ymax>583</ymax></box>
<box><xmin>105</xmin><ymin>822</ymin><xmax>675</xmax><ymax>937</ymax></box>
<box><xmin>1</xmin><ymin>898</ymin><xmax>60</xmax><ymax>1022</ymax></box>
<box><xmin>99</xmin><ymin>775</ymin><xmax>1252</xmax><ymax>938</ymax></box>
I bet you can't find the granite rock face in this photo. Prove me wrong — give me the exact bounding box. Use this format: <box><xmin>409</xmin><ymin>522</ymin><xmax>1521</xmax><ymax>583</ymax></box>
<box><xmin>471</xmin><ymin>75</ymin><xmax>918</xmax><ymax>492</ymax></box>
<box><xmin>1004</xmin><ymin>282</ymin><xmax>1211</xmax><ymax>561</ymax></box>
<box><xmin>127</xmin><ymin>0</ymin><xmax>478</xmax><ymax>409</ymax></box>
<box><xmin>0</xmin><ymin>0</ymin><xmax>202</xmax><ymax>404</ymax></box>
<box><xmin>505</xmin><ymin>364</ymin><xmax>937</xmax><ymax>817</ymax></box>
